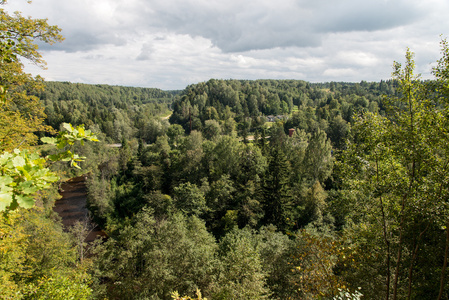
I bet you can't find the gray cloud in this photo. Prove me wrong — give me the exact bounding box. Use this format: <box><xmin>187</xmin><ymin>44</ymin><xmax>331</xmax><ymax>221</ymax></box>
<box><xmin>313</xmin><ymin>0</ymin><xmax>425</xmax><ymax>32</ymax></box>
<box><xmin>136</xmin><ymin>43</ymin><xmax>156</xmax><ymax>61</ymax></box>
<box><xmin>132</xmin><ymin>0</ymin><xmax>430</xmax><ymax>52</ymax></box>
<box><xmin>5</xmin><ymin>0</ymin><xmax>449</xmax><ymax>90</ymax></box>
<box><xmin>16</xmin><ymin>0</ymin><xmax>430</xmax><ymax>53</ymax></box>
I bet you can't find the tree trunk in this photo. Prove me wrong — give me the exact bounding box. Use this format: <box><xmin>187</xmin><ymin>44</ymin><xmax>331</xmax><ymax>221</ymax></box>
<box><xmin>407</xmin><ymin>223</ymin><xmax>429</xmax><ymax>300</ymax></box>
<box><xmin>376</xmin><ymin>158</ymin><xmax>390</xmax><ymax>300</ymax></box>
<box><xmin>392</xmin><ymin>220</ymin><xmax>404</xmax><ymax>300</ymax></box>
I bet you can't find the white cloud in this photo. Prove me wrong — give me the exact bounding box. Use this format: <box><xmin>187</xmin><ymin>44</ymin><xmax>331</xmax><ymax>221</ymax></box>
<box><xmin>323</xmin><ymin>68</ymin><xmax>356</xmax><ymax>78</ymax></box>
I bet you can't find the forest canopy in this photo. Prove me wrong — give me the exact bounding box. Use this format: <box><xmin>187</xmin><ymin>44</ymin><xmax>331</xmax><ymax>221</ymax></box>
<box><xmin>1</xmin><ymin>1</ymin><xmax>449</xmax><ymax>299</ymax></box>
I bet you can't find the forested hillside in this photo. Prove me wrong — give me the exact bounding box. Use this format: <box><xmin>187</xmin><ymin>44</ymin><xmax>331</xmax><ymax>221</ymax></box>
<box><xmin>36</xmin><ymin>82</ymin><xmax>177</xmax><ymax>143</ymax></box>
<box><xmin>3</xmin><ymin>70</ymin><xmax>449</xmax><ymax>300</ymax></box>
<box><xmin>1</xmin><ymin>1</ymin><xmax>449</xmax><ymax>299</ymax></box>
<box><xmin>83</xmin><ymin>67</ymin><xmax>449</xmax><ymax>299</ymax></box>
<box><xmin>172</xmin><ymin>79</ymin><xmax>394</xmax><ymax>122</ymax></box>
<box><xmin>169</xmin><ymin>79</ymin><xmax>395</xmax><ymax>149</ymax></box>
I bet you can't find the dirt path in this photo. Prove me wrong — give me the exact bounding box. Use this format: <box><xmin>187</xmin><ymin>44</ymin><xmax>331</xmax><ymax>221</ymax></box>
<box><xmin>53</xmin><ymin>176</ymin><xmax>105</xmax><ymax>243</ymax></box>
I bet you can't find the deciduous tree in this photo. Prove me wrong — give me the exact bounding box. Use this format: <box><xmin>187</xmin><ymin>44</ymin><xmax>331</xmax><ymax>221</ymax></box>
<box><xmin>341</xmin><ymin>46</ymin><xmax>449</xmax><ymax>299</ymax></box>
<box><xmin>0</xmin><ymin>0</ymin><xmax>63</xmax><ymax>150</ymax></box>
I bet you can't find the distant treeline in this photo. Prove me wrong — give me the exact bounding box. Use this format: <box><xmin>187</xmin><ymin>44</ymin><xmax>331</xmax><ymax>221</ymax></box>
<box><xmin>170</xmin><ymin>79</ymin><xmax>397</xmax><ymax>149</ymax></box>
<box><xmin>36</xmin><ymin>79</ymin><xmax>399</xmax><ymax>148</ymax></box>
<box><xmin>35</xmin><ymin>81</ymin><xmax>178</xmax><ymax>142</ymax></box>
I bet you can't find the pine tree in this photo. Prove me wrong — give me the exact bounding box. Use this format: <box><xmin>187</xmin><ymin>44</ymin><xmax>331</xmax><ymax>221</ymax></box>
<box><xmin>261</xmin><ymin>144</ymin><xmax>292</xmax><ymax>232</ymax></box>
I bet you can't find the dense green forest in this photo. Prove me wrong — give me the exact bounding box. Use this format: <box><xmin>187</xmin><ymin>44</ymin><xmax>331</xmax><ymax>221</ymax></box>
<box><xmin>39</xmin><ymin>78</ymin><xmax>394</xmax><ymax>149</ymax></box>
<box><xmin>168</xmin><ymin>79</ymin><xmax>395</xmax><ymax>150</ymax></box>
<box><xmin>81</xmin><ymin>71</ymin><xmax>449</xmax><ymax>299</ymax></box>
<box><xmin>36</xmin><ymin>82</ymin><xmax>176</xmax><ymax>143</ymax></box>
<box><xmin>2</xmin><ymin>2</ymin><xmax>449</xmax><ymax>299</ymax></box>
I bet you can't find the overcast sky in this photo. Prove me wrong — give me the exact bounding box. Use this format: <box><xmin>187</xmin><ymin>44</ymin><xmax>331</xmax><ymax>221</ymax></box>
<box><xmin>5</xmin><ymin>0</ymin><xmax>449</xmax><ymax>90</ymax></box>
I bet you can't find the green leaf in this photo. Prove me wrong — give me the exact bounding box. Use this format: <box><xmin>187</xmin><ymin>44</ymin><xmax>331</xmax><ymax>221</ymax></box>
<box><xmin>42</xmin><ymin>173</ymin><xmax>58</xmax><ymax>182</ymax></box>
<box><xmin>0</xmin><ymin>180</ymin><xmax>13</xmax><ymax>198</ymax></box>
<box><xmin>12</xmin><ymin>155</ymin><xmax>26</xmax><ymax>168</ymax></box>
<box><xmin>18</xmin><ymin>168</ymin><xmax>31</xmax><ymax>180</ymax></box>
<box><xmin>62</xmin><ymin>122</ymin><xmax>74</xmax><ymax>132</ymax></box>
<box><xmin>56</xmin><ymin>140</ymin><xmax>68</xmax><ymax>149</ymax></box>
<box><xmin>0</xmin><ymin>191</ymin><xmax>13</xmax><ymax>211</ymax></box>
<box><xmin>0</xmin><ymin>152</ymin><xmax>13</xmax><ymax>165</ymax></box>
<box><xmin>0</xmin><ymin>175</ymin><xmax>14</xmax><ymax>186</ymax></box>
<box><xmin>18</xmin><ymin>181</ymin><xmax>38</xmax><ymax>195</ymax></box>
<box><xmin>15</xmin><ymin>194</ymin><xmax>35</xmax><ymax>208</ymax></box>
<box><xmin>48</xmin><ymin>153</ymin><xmax>63</xmax><ymax>161</ymax></box>
<box><xmin>41</xmin><ymin>136</ymin><xmax>57</xmax><ymax>145</ymax></box>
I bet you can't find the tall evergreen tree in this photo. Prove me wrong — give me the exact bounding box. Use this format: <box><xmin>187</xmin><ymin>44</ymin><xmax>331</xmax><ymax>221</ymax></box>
<box><xmin>261</xmin><ymin>144</ymin><xmax>292</xmax><ymax>232</ymax></box>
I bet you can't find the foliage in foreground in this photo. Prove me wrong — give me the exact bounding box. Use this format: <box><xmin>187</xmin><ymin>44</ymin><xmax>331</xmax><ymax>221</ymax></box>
<box><xmin>338</xmin><ymin>44</ymin><xmax>449</xmax><ymax>299</ymax></box>
<box><xmin>0</xmin><ymin>208</ymin><xmax>92</xmax><ymax>299</ymax></box>
<box><xmin>0</xmin><ymin>123</ymin><xmax>98</xmax><ymax>212</ymax></box>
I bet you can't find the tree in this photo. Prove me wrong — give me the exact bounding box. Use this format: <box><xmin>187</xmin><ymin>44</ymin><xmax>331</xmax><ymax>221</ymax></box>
<box><xmin>167</xmin><ymin>124</ymin><xmax>185</xmax><ymax>147</ymax></box>
<box><xmin>340</xmin><ymin>46</ymin><xmax>449</xmax><ymax>299</ymax></box>
<box><xmin>327</xmin><ymin>115</ymin><xmax>350</xmax><ymax>149</ymax></box>
<box><xmin>212</xmin><ymin>228</ymin><xmax>269</xmax><ymax>299</ymax></box>
<box><xmin>296</xmin><ymin>180</ymin><xmax>328</xmax><ymax>228</ymax></box>
<box><xmin>261</xmin><ymin>144</ymin><xmax>292</xmax><ymax>232</ymax></box>
<box><xmin>0</xmin><ymin>2</ymin><xmax>99</xmax><ymax>212</ymax></box>
<box><xmin>432</xmin><ymin>38</ymin><xmax>449</xmax><ymax>300</ymax></box>
<box><xmin>204</xmin><ymin>174</ymin><xmax>236</xmax><ymax>236</ymax></box>
<box><xmin>0</xmin><ymin>3</ymin><xmax>93</xmax><ymax>298</ymax></box>
<box><xmin>0</xmin><ymin>208</ymin><xmax>92</xmax><ymax>299</ymax></box>
<box><xmin>203</xmin><ymin>119</ymin><xmax>222</xmax><ymax>140</ymax></box>
<box><xmin>205</xmin><ymin>135</ymin><xmax>242</xmax><ymax>182</ymax></box>
<box><xmin>290</xmin><ymin>228</ymin><xmax>345</xmax><ymax>299</ymax></box>
<box><xmin>93</xmin><ymin>209</ymin><xmax>217</xmax><ymax>300</ymax></box>
<box><xmin>257</xmin><ymin>225</ymin><xmax>296</xmax><ymax>299</ymax></box>
<box><xmin>173</xmin><ymin>182</ymin><xmax>208</xmax><ymax>216</ymax></box>
<box><xmin>172</xmin><ymin>130</ymin><xmax>205</xmax><ymax>185</ymax></box>
<box><xmin>1</xmin><ymin>123</ymin><xmax>98</xmax><ymax>211</ymax></box>
<box><xmin>0</xmin><ymin>0</ymin><xmax>63</xmax><ymax>150</ymax></box>
<box><xmin>303</xmin><ymin>128</ymin><xmax>333</xmax><ymax>184</ymax></box>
